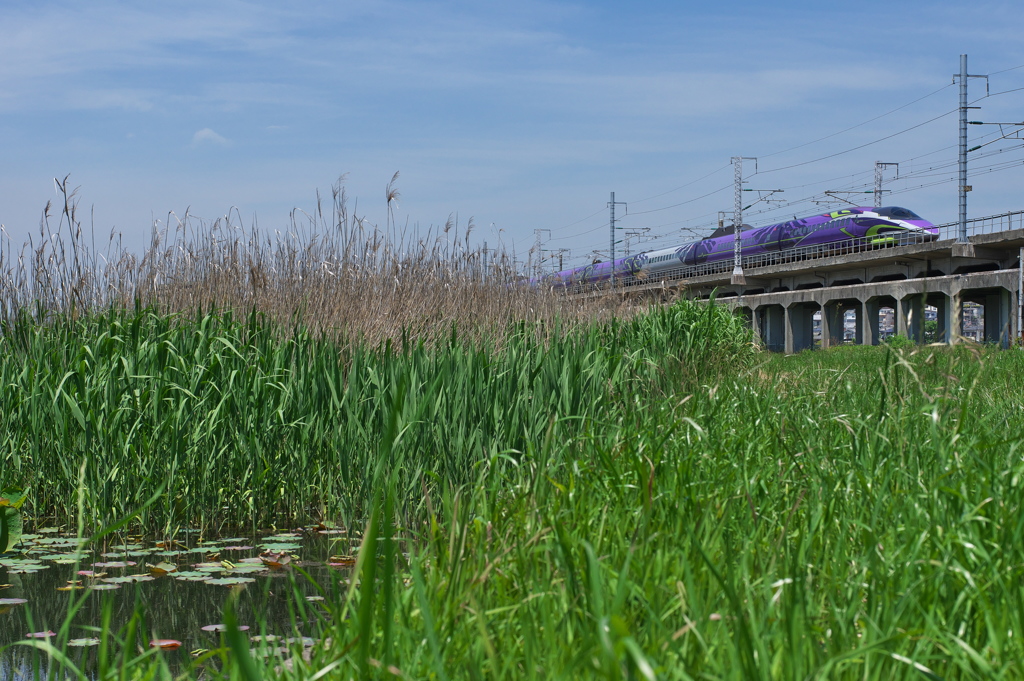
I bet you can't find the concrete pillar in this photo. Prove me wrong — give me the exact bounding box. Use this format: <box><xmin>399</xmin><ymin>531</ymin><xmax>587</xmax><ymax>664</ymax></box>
<box><xmin>1014</xmin><ymin>286</ymin><xmax>1022</xmax><ymax>347</ymax></box>
<box><xmin>937</xmin><ymin>292</ymin><xmax>950</xmax><ymax>346</ymax></box>
<box><xmin>982</xmin><ymin>290</ymin><xmax>1011</xmax><ymax>347</ymax></box>
<box><xmin>760</xmin><ymin>306</ymin><xmax>785</xmax><ymax>352</ymax></box>
<box><xmin>784</xmin><ymin>306</ymin><xmax>794</xmax><ymax>354</ymax></box>
<box><xmin>863</xmin><ymin>299</ymin><xmax>881</xmax><ymax>346</ymax></box>
<box><xmin>822</xmin><ymin>302</ymin><xmax>844</xmax><ymax>348</ymax></box>
<box><xmin>952</xmin><ymin>291</ymin><xmax>963</xmax><ymax>344</ymax></box>
<box><xmin>896</xmin><ymin>298</ymin><xmax>907</xmax><ymax>338</ymax></box>
<box><xmin>750</xmin><ymin>306</ymin><xmax>762</xmax><ymax>342</ymax></box>
<box><xmin>900</xmin><ymin>295</ymin><xmax>925</xmax><ymax>344</ymax></box>
<box><xmin>787</xmin><ymin>303</ymin><xmax>815</xmax><ymax>353</ymax></box>
<box><xmin>852</xmin><ymin>306</ymin><xmax>863</xmax><ymax>345</ymax></box>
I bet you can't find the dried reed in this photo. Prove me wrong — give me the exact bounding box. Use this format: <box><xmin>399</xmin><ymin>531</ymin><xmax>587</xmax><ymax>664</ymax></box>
<box><xmin>0</xmin><ymin>176</ymin><xmax>635</xmax><ymax>346</ymax></box>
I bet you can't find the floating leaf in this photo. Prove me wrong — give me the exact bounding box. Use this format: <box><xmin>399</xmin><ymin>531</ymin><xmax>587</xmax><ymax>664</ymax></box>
<box><xmin>0</xmin><ymin>597</ymin><xmax>27</xmax><ymax>605</ymax></box>
<box><xmin>305</xmin><ymin>596</ymin><xmax>325</xmax><ymax>602</ymax></box>
<box><xmin>149</xmin><ymin>639</ymin><xmax>182</xmax><ymax>649</ymax></box>
<box><xmin>56</xmin><ymin>585</ymin><xmax>85</xmax><ymax>591</ymax></box>
<box><xmin>223</xmin><ymin>546</ymin><xmax>254</xmax><ymax>551</ymax></box>
<box><xmin>100</xmin><ymin>550</ymin><xmax>152</xmax><ymax>558</ymax></box>
<box><xmin>89</xmin><ymin>584</ymin><xmax>121</xmax><ymax>591</ymax></box>
<box><xmin>260</xmin><ymin>542</ymin><xmax>301</xmax><ymax>551</ymax></box>
<box><xmin>202</xmin><ymin>624</ymin><xmax>250</xmax><ymax>632</ymax></box>
<box><xmin>68</xmin><ymin>638</ymin><xmax>101</xmax><ymax>647</ymax></box>
<box><xmin>329</xmin><ymin>555</ymin><xmax>357</xmax><ymax>566</ymax></box>
<box><xmin>93</xmin><ymin>561</ymin><xmax>136</xmax><ymax>568</ymax></box>
<box><xmin>259</xmin><ymin>551</ymin><xmax>292</xmax><ymax>570</ymax></box>
<box><xmin>226</xmin><ymin>564</ymin><xmax>263</xmax><ymax>574</ymax></box>
<box><xmin>205</xmin><ymin>577</ymin><xmax>256</xmax><ymax>586</ymax></box>
<box><xmin>285</xmin><ymin>637</ymin><xmax>317</xmax><ymax>647</ymax></box>
<box><xmin>36</xmin><ymin>537</ymin><xmax>81</xmax><ymax>547</ymax></box>
<box><xmin>147</xmin><ymin>561</ymin><xmax>178</xmax><ymax>576</ymax></box>
<box><xmin>102</xmin><ymin>575</ymin><xmax>155</xmax><ymax>584</ymax></box>
<box><xmin>26</xmin><ymin>631</ymin><xmax>56</xmax><ymax>638</ymax></box>
<box><xmin>3</xmin><ymin>559</ymin><xmax>48</xmax><ymax>574</ymax></box>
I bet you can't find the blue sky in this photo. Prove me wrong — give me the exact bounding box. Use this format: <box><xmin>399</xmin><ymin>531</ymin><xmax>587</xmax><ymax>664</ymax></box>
<box><xmin>2</xmin><ymin>0</ymin><xmax>1024</xmax><ymax>269</ymax></box>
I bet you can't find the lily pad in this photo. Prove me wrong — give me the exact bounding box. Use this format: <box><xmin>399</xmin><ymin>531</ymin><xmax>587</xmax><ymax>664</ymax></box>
<box><xmin>0</xmin><ymin>598</ymin><xmax>27</xmax><ymax>605</ymax></box>
<box><xmin>35</xmin><ymin>536</ymin><xmax>81</xmax><ymax>547</ymax></box>
<box><xmin>68</xmin><ymin>638</ymin><xmax>101</xmax><ymax>647</ymax></box>
<box><xmin>225</xmin><ymin>564</ymin><xmax>264</xmax><ymax>574</ymax></box>
<box><xmin>260</xmin><ymin>542</ymin><xmax>301</xmax><ymax>551</ymax></box>
<box><xmin>147</xmin><ymin>562</ymin><xmax>179</xmax><ymax>576</ymax></box>
<box><xmin>26</xmin><ymin>631</ymin><xmax>56</xmax><ymax>638</ymax></box>
<box><xmin>201</xmin><ymin>624</ymin><xmax>250</xmax><ymax>632</ymax></box>
<box><xmin>93</xmin><ymin>561</ymin><xmax>136</xmax><ymax>568</ymax></box>
<box><xmin>89</xmin><ymin>584</ymin><xmax>121</xmax><ymax>591</ymax></box>
<box><xmin>102</xmin><ymin>575</ymin><xmax>155</xmax><ymax>584</ymax></box>
<box><xmin>204</xmin><ymin>577</ymin><xmax>256</xmax><ymax>586</ymax></box>
<box><xmin>149</xmin><ymin>639</ymin><xmax>182</xmax><ymax>649</ymax></box>
<box><xmin>100</xmin><ymin>550</ymin><xmax>152</xmax><ymax>558</ymax></box>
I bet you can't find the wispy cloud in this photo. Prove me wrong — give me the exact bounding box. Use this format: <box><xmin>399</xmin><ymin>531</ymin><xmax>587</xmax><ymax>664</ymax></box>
<box><xmin>191</xmin><ymin>128</ymin><xmax>229</xmax><ymax>147</ymax></box>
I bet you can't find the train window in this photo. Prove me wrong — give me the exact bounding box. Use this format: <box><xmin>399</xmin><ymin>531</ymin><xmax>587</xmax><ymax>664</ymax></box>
<box><xmin>877</xmin><ymin>207</ymin><xmax>921</xmax><ymax>220</ymax></box>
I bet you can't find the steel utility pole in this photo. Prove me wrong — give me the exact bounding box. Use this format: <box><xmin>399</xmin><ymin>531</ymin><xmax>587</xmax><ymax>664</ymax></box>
<box><xmin>955</xmin><ymin>54</ymin><xmax>988</xmax><ymax>245</ymax></box>
<box><xmin>624</xmin><ymin>228</ymin><xmax>650</xmax><ymax>257</ymax></box>
<box><xmin>874</xmin><ymin>162</ymin><xmax>898</xmax><ymax>207</ymax></box>
<box><xmin>533</xmin><ymin>229</ymin><xmax>551</xmax><ymax>276</ymax></box>
<box><xmin>731</xmin><ymin>157</ymin><xmax>756</xmax><ymax>285</ymax></box>
<box><xmin>608</xmin><ymin>192</ymin><xmax>626</xmax><ymax>289</ymax></box>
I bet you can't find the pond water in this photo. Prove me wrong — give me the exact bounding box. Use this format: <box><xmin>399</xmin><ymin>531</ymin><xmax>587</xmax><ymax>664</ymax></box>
<box><xmin>0</xmin><ymin>526</ymin><xmax>357</xmax><ymax>678</ymax></box>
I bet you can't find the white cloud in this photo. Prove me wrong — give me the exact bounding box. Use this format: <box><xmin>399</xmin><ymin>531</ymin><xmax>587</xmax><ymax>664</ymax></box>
<box><xmin>191</xmin><ymin>128</ymin><xmax>229</xmax><ymax>147</ymax></box>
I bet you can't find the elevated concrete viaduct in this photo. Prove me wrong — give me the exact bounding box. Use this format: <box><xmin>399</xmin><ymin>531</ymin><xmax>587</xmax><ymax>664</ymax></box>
<box><xmin>573</xmin><ymin>213</ymin><xmax>1024</xmax><ymax>353</ymax></box>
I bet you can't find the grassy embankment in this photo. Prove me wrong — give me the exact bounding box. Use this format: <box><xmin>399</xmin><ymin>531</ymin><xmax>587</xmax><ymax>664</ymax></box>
<box><xmin>3</xmin><ymin>186</ymin><xmax>1024</xmax><ymax>678</ymax></box>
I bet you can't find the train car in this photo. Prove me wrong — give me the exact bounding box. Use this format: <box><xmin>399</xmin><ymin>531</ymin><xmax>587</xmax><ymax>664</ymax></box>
<box><xmin>538</xmin><ymin>206</ymin><xmax>936</xmax><ymax>287</ymax></box>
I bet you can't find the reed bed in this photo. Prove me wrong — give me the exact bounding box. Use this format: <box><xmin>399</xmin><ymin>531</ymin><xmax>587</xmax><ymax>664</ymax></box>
<box><xmin>0</xmin><ymin>177</ymin><xmax>628</xmax><ymax>348</ymax></box>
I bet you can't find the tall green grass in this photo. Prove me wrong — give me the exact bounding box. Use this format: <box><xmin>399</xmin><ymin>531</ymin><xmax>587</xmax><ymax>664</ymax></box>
<box><xmin>280</xmin><ymin>343</ymin><xmax>1024</xmax><ymax>680</ymax></box>
<box><xmin>0</xmin><ymin>298</ymin><xmax>753</xmax><ymax>535</ymax></box>
<box><xmin>6</xmin><ymin>298</ymin><xmax>1024</xmax><ymax>679</ymax></box>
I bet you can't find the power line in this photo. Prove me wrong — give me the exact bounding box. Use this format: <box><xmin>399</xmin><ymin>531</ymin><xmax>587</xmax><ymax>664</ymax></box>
<box><xmin>629</xmin><ymin>164</ymin><xmax>731</xmax><ymax>205</ymax></box>
<box><xmin>626</xmin><ymin>183</ymin><xmax>733</xmax><ymax>216</ymax></box>
<box><xmin>759</xmin><ymin>84</ymin><xmax>954</xmax><ymax>160</ymax></box>
<box><xmin>758</xmin><ymin>107</ymin><xmax>959</xmax><ymax>175</ymax></box>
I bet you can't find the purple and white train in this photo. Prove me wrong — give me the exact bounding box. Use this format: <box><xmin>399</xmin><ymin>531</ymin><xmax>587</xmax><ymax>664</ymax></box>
<box><xmin>539</xmin><ymin>206</ymin><xmax>937</xmax><ymax>287</ymax></box>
